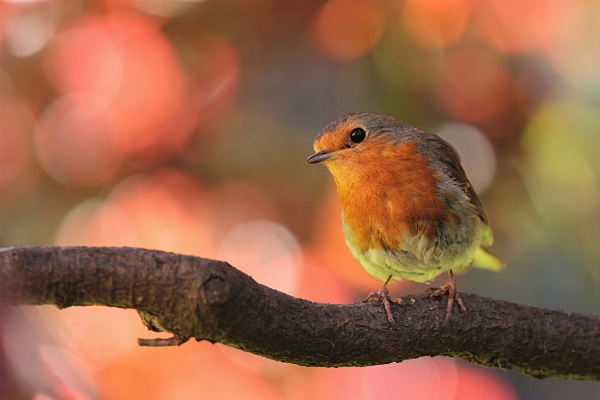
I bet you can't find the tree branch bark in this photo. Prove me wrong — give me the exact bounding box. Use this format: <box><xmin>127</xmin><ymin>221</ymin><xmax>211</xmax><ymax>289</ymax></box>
<box><xmin>0</xmin><ymin>246</ymin><xmax>598</xmax><ymax>381</ymax></box>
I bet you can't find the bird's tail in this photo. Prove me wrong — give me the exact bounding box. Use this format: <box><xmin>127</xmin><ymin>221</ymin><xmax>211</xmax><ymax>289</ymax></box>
<box><xmin>472</xmin><ymin>246</ymin><xmax>505</xmax><ymax>271</ymax></box>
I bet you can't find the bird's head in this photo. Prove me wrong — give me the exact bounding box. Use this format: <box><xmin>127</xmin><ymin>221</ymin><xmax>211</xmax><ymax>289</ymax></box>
<box><xmin>307</xmin><ymin>112</ymin><xmax>420</xmax><ymax>191</ymax></box>
<box><xmin>309</xmin><ymin>112</ymin><xmax>419</xmax><ymax>169</ymax></box>
<box><xmin>307</xmin><ymin>112</ymin><xmax>417</xmax><ymax>163</ymax></box>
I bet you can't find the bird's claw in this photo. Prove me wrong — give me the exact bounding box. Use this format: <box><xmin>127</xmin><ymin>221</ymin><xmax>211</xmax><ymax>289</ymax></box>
<box><xmin>430</xmin><ymin>273</ymin><xmax>466</xmax><ymax>326</ymax></box>
<box><xmin>367</xmin><ymin>285</ymin><xmax>404</xmax><ymax>324</ymax></box>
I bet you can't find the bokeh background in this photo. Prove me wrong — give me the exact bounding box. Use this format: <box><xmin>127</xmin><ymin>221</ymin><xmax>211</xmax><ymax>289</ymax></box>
<box><xmin>1</xmin><ymin>0</ymin><xmax>600</xmax><ymax>399</ymax></box>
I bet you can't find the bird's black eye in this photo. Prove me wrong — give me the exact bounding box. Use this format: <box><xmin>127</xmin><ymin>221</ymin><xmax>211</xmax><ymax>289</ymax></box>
<box><xmin>349</xmin><ymin>127</ymin><xmax>366</xmax><ymax>144</ymax></box>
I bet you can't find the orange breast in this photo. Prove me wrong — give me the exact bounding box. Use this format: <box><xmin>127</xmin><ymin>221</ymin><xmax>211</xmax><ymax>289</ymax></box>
<box><xmin>329</xmin><ymin>137</ymin><xmax>453</xmax><ymax>252</ymax></box>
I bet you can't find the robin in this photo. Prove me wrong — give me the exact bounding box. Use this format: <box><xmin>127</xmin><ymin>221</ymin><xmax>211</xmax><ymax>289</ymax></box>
<box><xmin>307</xmin><ymin>112</ymin><xmax>503</xmax><ymax>325</ymax></box>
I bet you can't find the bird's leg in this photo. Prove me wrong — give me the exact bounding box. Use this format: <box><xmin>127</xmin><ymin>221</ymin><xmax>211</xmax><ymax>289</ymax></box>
<box><xmin>430</xmin><ymin>270</ymin><xmax>466</xmax><ymax>326</ymax></box>
<box><xmin>366</xmin><ymin>275</ymin><xmax>405</xmax><ymax>324</ymax></box>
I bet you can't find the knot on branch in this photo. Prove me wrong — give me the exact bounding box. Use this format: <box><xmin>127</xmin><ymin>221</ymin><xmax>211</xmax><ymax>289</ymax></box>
<box><xmin>201</xmin><ymin>272</ymin><xmax>230</xmax><ymax>306</ymax></box>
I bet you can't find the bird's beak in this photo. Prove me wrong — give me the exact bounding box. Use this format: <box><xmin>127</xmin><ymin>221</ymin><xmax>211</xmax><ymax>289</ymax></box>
<box><xmin>307</xmin><ymin>149</ymin><xmax>333</xmax><ymax>164</ymax></box>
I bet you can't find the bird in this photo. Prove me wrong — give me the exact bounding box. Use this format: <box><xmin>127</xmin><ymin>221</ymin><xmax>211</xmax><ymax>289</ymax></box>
<box><xmin>307</xmin><ymin>112</ymin><xmax>503</xmax><ymax>325</ymax></box>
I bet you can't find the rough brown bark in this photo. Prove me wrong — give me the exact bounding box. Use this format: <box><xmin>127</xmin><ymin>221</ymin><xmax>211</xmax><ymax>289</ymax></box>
<box><xmin>0</xmin><ymin>246</ymin><xmax>598</xmax><ymax>380</ymax></box>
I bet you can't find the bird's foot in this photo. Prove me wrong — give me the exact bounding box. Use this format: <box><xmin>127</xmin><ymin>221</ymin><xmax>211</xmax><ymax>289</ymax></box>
<box><xmin>367</xmin><ymin>285</ymin><xmax>405</xmax><ymax>324</ymax></box>
<box><xmin>430</xmin><ymin>273</ymin><xmax>466</xmax><ymax>326</ymax></box>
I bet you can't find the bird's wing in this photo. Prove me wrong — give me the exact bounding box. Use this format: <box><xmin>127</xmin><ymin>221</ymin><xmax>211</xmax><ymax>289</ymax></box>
<box><xmin>420</xmin><ymin>132</ymin><xmax>493</xmax><ymax>245</ymax></box>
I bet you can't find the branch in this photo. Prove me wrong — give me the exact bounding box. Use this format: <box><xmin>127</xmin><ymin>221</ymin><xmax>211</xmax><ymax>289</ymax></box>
<box><xmin>0</xmin><ymin>246</ymin><xmax>598</xmax><ymax>381</ymax></box>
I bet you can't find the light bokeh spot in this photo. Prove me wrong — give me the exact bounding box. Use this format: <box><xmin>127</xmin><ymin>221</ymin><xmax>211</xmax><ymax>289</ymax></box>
<box><xmin>433</xmin><ymin>49</ymin><xmax>512</xmax><ymax>122</ymax></box>
<box><xmin>402</xmin><ymin>0</ymin><xmax>471</xmax><ymax>50</ymax></box>
<box><xmin>217</xmin><ymin>220</ymin><xmax>302</xmax><ymax>296</ymax></box>
<box><xmin>435</xmin><ymin>122</ymin><xmax>497</xmax><ymax>193</ymax></box>
<box><xmin>5</xmin><ymin>2</ymin><xmax>57</xmax><ymax>57</ymax></box>
<box><xmin>313</xmin><ymin>0</ymin><xmax>385</xmax><ymax>61</ymax></box>
<box><xmin>34</xmin><ymin>93</ymin><xmax>122</xmax><ymax>187</ymax></box>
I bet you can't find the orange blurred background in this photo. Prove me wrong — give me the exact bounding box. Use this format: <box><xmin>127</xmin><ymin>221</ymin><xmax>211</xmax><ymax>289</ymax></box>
<box><xmin>1</xmin><ymin>1</ymin><xmax>600</xmax><ymax>399</ymax></box>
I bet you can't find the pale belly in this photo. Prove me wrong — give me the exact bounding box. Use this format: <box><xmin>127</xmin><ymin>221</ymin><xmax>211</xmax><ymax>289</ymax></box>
<box><xmin>342</xmin><ymin>217</ymin><xmax>482</xmax><ymax>284</ymax></box>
